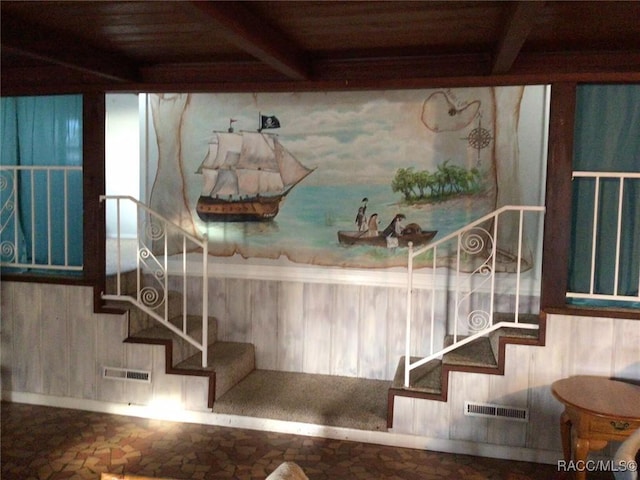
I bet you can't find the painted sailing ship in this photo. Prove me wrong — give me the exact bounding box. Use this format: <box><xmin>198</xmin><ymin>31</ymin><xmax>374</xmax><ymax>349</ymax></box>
<box><xmin>196</xmin><ymin>117</ymin><xmax>314</xmax><ymax>222</ymax></box>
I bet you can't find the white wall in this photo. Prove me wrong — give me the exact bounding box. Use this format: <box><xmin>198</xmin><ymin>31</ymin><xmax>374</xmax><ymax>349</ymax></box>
<box><xmin>105</xmin><ymin>93</ymin><xmax>141</xmax><ymax>238</ymax></box>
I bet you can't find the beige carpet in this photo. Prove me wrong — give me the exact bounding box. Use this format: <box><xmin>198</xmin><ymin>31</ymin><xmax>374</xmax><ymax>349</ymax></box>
<box><xmin>212</xmin><ymin>370</ymin><xmax>390</xmax><ymax>431</ymax></box>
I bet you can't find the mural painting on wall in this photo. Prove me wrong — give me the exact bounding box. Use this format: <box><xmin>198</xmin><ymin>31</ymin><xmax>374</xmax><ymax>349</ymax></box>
<box><xmin>149</xmin><ymin>87</ymin><xmax>532</xmax><ymax>269</ymax></box>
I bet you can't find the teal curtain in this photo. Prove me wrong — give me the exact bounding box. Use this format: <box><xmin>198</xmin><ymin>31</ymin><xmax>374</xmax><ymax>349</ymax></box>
<box><xmin>569</xmin><ymin>85</ymin><xmax>640</xmax><ymax>300</ymax></box>
<box><xmin>0</xmin><ymin>95</ymin><xmax>83</xmax><ymax>269</ymax></box>
<box><xmin>0</xmin><ymin>98</ymin><xmax>27</xmax><ymax>266</ymax></box>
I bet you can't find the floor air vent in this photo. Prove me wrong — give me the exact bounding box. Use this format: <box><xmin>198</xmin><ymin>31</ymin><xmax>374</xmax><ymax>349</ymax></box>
<box><xmin>464</xmin><ymin>401</ymin><xmax>528</xmax><ymax>422</ymax></box>
<box><xmin>103</xmin><ymin>366</ymin><xmax>151</xmax><ymax>384</ymax></box>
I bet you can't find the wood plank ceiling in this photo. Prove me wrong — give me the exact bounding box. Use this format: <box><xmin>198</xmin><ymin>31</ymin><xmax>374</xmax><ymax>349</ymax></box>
<box><xmin>2</xmin><ymin>1</ymin><xmax>640</xmax><ymax>94</ymax></box>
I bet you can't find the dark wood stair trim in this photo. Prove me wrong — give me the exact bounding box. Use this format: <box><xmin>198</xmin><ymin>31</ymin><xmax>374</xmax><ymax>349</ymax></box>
<box><xmin>387</xmin><ymin>312</ymin><xmax>547</xmax><ymax>428</ymax></box>
<box><xmin>124</xmin><ymin>335</ymin><xmax>216</xmax><ymax>409</ymax></box>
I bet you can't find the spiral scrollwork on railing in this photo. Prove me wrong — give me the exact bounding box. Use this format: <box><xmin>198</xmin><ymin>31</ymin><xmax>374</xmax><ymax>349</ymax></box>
<box><xmin>139</xmin><ymin>247</ymin><xmax>166</xmax><ymax>281</ymax></box>
<box><xmin>1</xmin><ymin>241</ymin><xmax>16</xmax><ymax>262</ymax></box>
<box><xmin>460</xmin><ymin>227</ymin><xmax>492</xmax><ymax>256</ymax></box>
<box><xmin>467</xmin><ymin>310</ymin><xmax>491</xmax><ymax>332</ymax></box>
<box><xmin>145</xmin><ymin>220</ymin><xmax>165</xmax><ymax>241</ymax></box>
<box><xmin>1</xmin><ymin>172</ymin><xmax>15</xmax><ymax>225</ymax></box>
<box><xmin>0</xmin><ymin>172</ymin><xmax>9</xmax><ymax>191</ymax></box>
<box><xmin>140</xmin><ymin>286</ymin><xmax>164</xmax><ymax>309</ymax></box>
<box><xmin>2</xmin><ymin>199</ymin><xmax>15</xmax><ymax>214</ymax></box>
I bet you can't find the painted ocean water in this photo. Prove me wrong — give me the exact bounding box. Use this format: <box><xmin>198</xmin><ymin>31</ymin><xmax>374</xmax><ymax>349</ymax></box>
<box><xmin>200</xmin><ymin>184</ymin><xmax>491</xmax><ymax>268</ymax></box>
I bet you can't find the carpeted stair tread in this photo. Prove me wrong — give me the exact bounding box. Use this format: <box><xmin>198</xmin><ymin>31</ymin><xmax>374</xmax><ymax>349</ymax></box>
<box><xmin>443</xmin><ymin>336</ymin><xmax>497</xmax><ymax>368</ymax></box>
<box><xmin>391</xmin><ymin>356</ymin><xmax>442</xmax><ymax>394</ymax></box>
<box><xmin>105</xmin><ymin>269</ymin><xmax>138</xmax><ymax>296</ymax></box>
<box><xmin>213</xmin><ymin>370</ymin><xmax>390</xmax><ymax>431</ymax></box>
<box><xmin>177</xmin><ymin>341</ymin><xmax>255</xmax><ymax>399</ymax></box>
<box><xmin>127</xmin><ymin>315</ymin><xmax>217</xmax><ymax>341</ymax></box>
<box><xmin>493</xmin><ymin>312</ymin><xmax>540</xmax><ymax>326</ymax></box>
<box><xmin>127</xmin><ymin>315</ymin><xmax>219</xmax><ymax>367</ymax></box>
<box><xmin>104</xmin><ymin>290</ymin><xmax>186</xmax><ymax>336</ymax></box>
<box><xmin>496</xmin><ymin>326</ymin><xmax>539</xmax><ymax>339</ymax></box>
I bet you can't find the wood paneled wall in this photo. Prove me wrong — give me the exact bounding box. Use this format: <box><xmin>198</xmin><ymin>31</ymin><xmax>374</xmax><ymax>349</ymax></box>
<box><xmin>0</xmin><ymin>282</ymin><xmax>210</xmax><ymax>411</ymax></box>
<box><xmin>1</xmin><ymin>280</ymin><xmax>638</xmax><ymax>460</ymax></box>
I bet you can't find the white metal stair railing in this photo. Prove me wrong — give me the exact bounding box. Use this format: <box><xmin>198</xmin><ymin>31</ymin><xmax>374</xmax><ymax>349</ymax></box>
<box><xmin>101</xmin><ymin>195</ymin><xmax>209</xmax><ymax>368</ymax></box>
<box><xmin>1</xmin><ymin>165</ymin><xmax>83</xmax><ymax>271</ymax></box>
<box><xmin>404</xmin><ymin>205</ymin><xmax>545</xmax><ymax>388</ymax></box>
<box><xmin>567</xmin><ymin>171</ymin><xmax>640</xmax><ymax>304</ymax></box>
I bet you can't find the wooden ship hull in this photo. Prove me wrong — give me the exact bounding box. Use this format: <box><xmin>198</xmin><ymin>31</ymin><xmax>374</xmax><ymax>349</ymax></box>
<box><xmin>196</xmin><ymin>195</ymin><xmax>281</xmax><ymax>222</ymax></box>
<box><xmin>196</xmin><ymin>129</ymin><xmax>314</xmax><ymax>223</ymax></box>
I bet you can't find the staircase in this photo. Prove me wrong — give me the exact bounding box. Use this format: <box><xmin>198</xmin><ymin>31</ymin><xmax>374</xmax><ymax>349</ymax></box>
<box><xmin>101</xmin><ymin>196</ymin><xmax>546</xmax><ymax>432</ymax></box>
<box><xmin>387</xmin><ymin>312</ymin><xmax>545</xmax><ymax>427</ymax></box>
<box><xmin>105</xmin><ymin>270</ymin><xmax>255</xmax><ymax>408</ymax></box>
<box><xmin>386</xmin><ymin>205</ymin><xmax>546</xmax><ymax>428</ymax></box>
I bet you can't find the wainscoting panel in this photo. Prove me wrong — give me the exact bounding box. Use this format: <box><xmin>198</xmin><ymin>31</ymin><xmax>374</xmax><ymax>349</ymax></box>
<box><xmin>68</xmin><ymin>285</ymin><xmax>99</xmax><ymax>399</ymax></box>
<box><xmin>12</xmin><ymin>282</ymin><xmax>44</xmax><ymax>393</ymax></box>
<box><xmin>358</xmin><ymin>286</ymin><xmax>389</xmax><ymax>380</ymax></box>
<box><xmin>486</xmin><ymin>344</ymin><xmax>530</xmax><ymax>447</ymax></box>
<box><xmin>276</xmin><ymin>281</ymin><xmax>305</xmax><ymax>372</ymax></box>
<box><xmin>251</xmin><ymin>280</ymin><xmax>279</xmax><ymax>370</ymax></box>
<box><xmin>2</xmin><ymin>280</ymin><xmax>638</xmax><ymax>461</ymax></box>
<box><xmin>448</xmin><ymin>371</ymin><xmax>491</xmax><ymax>443</ymax></box>
<box><xmin>124</xmin><ymin>342</ymin><xmax>154</xmax><ymax>406</ymax></box>
<box><xmin>96</xmin><ymin>310</ymin><xmax>127</xmax><ymax>404</ymax></box>
<box><xmin>42</xmin><ymin>284</ymin><xmax>68</xmax><ymax>397</ymax></box>
<box><xmin>332</xmin><ymin>284</ymin><xmax>360</xmax><ymax>377</ymax></box>
<box><xmin>303</xmin><ymin>282</ymin><xmax>334</xmax><ymax>375</ymax></box>
<box><xmin>0</xmin><ymin>281</ymin><xmax>15</xmax><ymax>392</ymax></box>
<box><xmin>612</xmin><ymin>319</ymin><xmax>640</xmax><ymax>379</ymax></box>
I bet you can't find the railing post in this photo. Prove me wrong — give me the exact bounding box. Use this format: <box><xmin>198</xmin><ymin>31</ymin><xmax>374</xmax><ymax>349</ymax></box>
<box><xmin>490</xmin><ymin>211</ymin><xmax>499</xmax><ymax>325</ymax></box>
<box><xmin>403</xmin><ymin>205</ymin><xmax>546</xmax><ymax>382</ymax></box>
<box><xmin>404</xmin><ymin>242</ymin><xmax>413</xmax><ymax>388</ymax></box>
<box><xmin>514</xmin><ymin>209</ymin><xmax>525</xmax><ymax>322</ymax></box>
<box><xmin>202</xmin><ymin>233</ymin><xmax>209</xmax><ymax>368</ymax></box>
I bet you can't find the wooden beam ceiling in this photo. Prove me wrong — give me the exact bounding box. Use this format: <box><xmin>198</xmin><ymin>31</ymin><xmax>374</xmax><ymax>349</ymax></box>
<box><xmin>1</xmin><ymin>1</ymin><xmax>639</xmax><ymax>94</ymax></box>
<box><xmin>492</xmin><ymin>1</ymin><xmax>544</xmax><ymax>75</ymax></box>
<box><xmin>183</xmin><ymin>1</ymin><xmax>311</xmax><ymax>81</ymax></box>
<box><xmin>0</xmin><ymin>12</ymin><xmax>139</xmax><ymax>83</ymax></box>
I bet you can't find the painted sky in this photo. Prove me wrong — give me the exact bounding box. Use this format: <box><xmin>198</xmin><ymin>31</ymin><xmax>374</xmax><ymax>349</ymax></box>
<box><xmin>182</xmin><ymin>88</ymin><xmax>500</xmax><ymax>186</ymax></box>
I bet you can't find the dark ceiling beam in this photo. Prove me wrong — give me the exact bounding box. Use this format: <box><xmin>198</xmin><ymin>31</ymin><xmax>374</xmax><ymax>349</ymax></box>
<box><xmin>491</xmin><ymin>1</ymin><xmax>545</xmax><ymax>74</ymax></box>
<box><xmin>184</xmin><ymin>1</ymin><xmax>311</xmax><ymax>81</ymax></box>
<box><xmin>0</xmin><ymin>13</ymin><xmax>139</xmax><ymax>83</ymax></box>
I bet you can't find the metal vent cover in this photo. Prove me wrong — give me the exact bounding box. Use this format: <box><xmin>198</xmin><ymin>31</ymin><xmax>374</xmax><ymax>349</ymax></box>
<box><xmin>103</xmin><ymin>366</ymin><xmax>151</xmax><ymax>383</ymax></box>
<box><xmin>464</xmin><ymin>401</ymin><xmax>528</xmax><ymax>422</ymax></box>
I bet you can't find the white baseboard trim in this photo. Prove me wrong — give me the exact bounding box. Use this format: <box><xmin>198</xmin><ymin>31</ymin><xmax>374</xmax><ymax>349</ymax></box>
<box><xmin>3</xmin><ymin>390</ymin><xmax>561</xmax><ymax>465</ymax></box>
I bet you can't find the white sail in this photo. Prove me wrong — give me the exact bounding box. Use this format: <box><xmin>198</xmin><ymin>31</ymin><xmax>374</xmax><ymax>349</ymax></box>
<box><xmin>200</xmin><ymin>168</ymin><xmax>219</xmax><ymax>196</ymax></box>
<box><xmin>237</xmin><ymin>169</ymin><xmax>285</xmax><ymax>196</ymax></box>
<box><xmin>275</xmin><ymin>139</ymin><xmax>314</xmax><ymax>187</ymax></box>
<box><xmin>197</xmin><ymin>143</ymin><xmax>217</xmax><ymax>173</ymax></box>
<box><xmin>210</xmin><ymin>169</ymin><xmax>239</xmax><ymax>197</ymax></box>
<box><xmin>238</xmin><ymin>132</ymin><xmax>279</xmax><ymax>172</ymax></box>
<box><xmin>199</xmin><ymin>131</ymin><xmax>313</xmax><ymax>199</ymax></box>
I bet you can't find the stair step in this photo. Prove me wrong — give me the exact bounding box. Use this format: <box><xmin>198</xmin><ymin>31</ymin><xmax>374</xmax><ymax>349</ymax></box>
<box><xmin>392</xmin><ymin>356</ymin><xmax>442</xmax><ymax>394</ymax></box>
<box><xmin>493</xmin><ymin>312</ymin><xmax>540</xmax><ymax>326</ymax></box>
<box><xmin>443</xmin><ymin>335</ymin><xmax>498</xmax><ymax>368</ymax></box>
<box><xmin>105</xmin><ymin>269</ymin><xmax>138</xmax><ymax>296</ymax></box>
<box><xmin>105</xmin><ymin>290</ymin><xmax>187</xmax><ymax>336</ymax></box>
<box><xmin>128</xmin><ymin>315</ymin><xmax>218</xmax><ymax>366</ymax></box>
<box><xmin>212</xmin><ymin>370</ymin><xmax>389</xmax><ymax>431</ymax></box>
<box><xmin>177</xmin><ymin>342</ymin><xmax>255</xmax><ymax>399</ymax></box>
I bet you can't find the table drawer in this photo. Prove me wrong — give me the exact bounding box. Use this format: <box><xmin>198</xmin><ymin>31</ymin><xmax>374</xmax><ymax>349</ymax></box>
<box><xmin>590</xmin><ymin>417</ymin><xmax>640</xmax><ymax>435</ymax></box>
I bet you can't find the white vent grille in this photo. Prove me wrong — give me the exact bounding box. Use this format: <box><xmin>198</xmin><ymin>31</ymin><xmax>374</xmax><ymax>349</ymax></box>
<box><xmin>464</xmin><ymin>401</ymin><xmax>528</xmax><ymax>422</ymax></box>
<box><xmin>103</xmin><ymin>366</ymin><xmax>151</xmax><ymax>383</ymax></box>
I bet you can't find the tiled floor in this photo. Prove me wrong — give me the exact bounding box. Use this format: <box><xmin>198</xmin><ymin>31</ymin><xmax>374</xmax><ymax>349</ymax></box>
<box><xmin>1</xmin><ymin>402</ymin><xmax>611</xmax><ymax>480</ymax></box>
